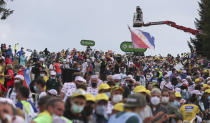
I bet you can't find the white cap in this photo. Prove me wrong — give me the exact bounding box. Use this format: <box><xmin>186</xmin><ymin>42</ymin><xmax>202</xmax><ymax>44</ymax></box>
<box><xmin>75</xmin><ymin>76</ymin><xmax>86</xmax><ymax>83</ymax></box>
<box><xmin>186</xmin><ymin>76</ymin><xmax>191</xmax><ymax>80</ymax></box>
<box><xmin>191</xmin><ymin>90</ymin><xmax>201</xmax><ymax>95</ymax></box>
<box><xmin>175</xmin><ymin>88</ymin><xmax>181</xmax><ymax>93</ymax></box>
<box><xmin>207</xmin><ymin>77</ymin><xmax>210</xmax><ymax>80</ymax></box>
<box><xmin>112</xmin><ymin>74</ymin><xmax>121</xmax><ymax>80</ymax></box>
<box><xmin>39</xmin><ymin>58</ymin><xmax>45</xmax><ymax>62</ymax></box>
<box><xmin>50</xmin><ymin>71</ymin><xmax>56</xmax><ymax>76</ymax></box>
<box><xmin>177</xmin><ymin>76</ymin><xmax>181</xmax><ymax>80</ymax></box>
<box><xmin>164</xmin><ymin>74</ymin><xmax>170</xmax><ymax>78</ymax></box>
<box><xmin>125</xmin><ymin>75</ymin><xmax>133</xmax><ymax>79</ymax></box>
<box><xmin>0</xmin><ymin>98</ymin><xmax>16</xmax><ymax>108</ymax></box>
<box><xmin>207</xmin><ymin>81</ymin><xmax>210</xmax><ymax>84</ymax></box>
<box><xmin>86</xmin><ymin>59</ymin><xmax>90</xmax><ymax>62</ymax></box>
<box><xmin>91</xmin><ymin>75</ymin><xmax>98</xmax><ymax>79</ymax></box>
<box><xmin>63</xmin><ymin>59</ymin><xmax>67</xmax><ymax>62</ymax></box>
<box><xmin>164</xmin><ymin>83</ymin><xmax>173</xmax><ymax>90</ymax></box>
<box><xmin>15</xmin><ymin>75</ymin><xmax>24</xmax><ymax>81</ymax></box>
<box><xmin>48</xmin><ymin>89</ymin><xmax>58</xmax><ymax>96</ymax></box>
<box><xmin>182</xmin><ymin>70</ymin><xmax>186</xmax><ymax>73</ymax></box>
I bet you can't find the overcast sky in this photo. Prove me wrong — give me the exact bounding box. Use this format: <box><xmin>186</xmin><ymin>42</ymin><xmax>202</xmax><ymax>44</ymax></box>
<box><xmin>0</xmin><ymin>0</ymin><xmax>200</xmax><ymax>56</ymax></box>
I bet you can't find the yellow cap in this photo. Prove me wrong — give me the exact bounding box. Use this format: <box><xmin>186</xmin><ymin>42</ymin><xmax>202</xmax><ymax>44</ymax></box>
<box><xmin>113</xmin><ymin>103</ymin><xmax>124</xmax><ymax>112</ymax></box>
<box><xmin>155</xmin><ymin>68</ymin><xmax>159</xmax><ymax>70</ymax></box>
<box><xmin>203</xmin><ymin>69</ymin><xmax>208</xmax><ymax>73</ymax></box>
<box><xmin>96</xmin><ymin>93</ymin><xmax>109</xmax><ymax>101</ymax></box>
<box><xmin>134</xmin><ymin>86</ymin><xmax>147</xmax><ymax>93</ymax></box>
<box><xmin>111</xmin><ymin>86</ymin><xmax>124</xmax><ymax>93</ymax></box>
<box><xmin>175</xmin><ymin>92</ymin><xmax>182</xmax><ymax>98</ymax></box>
<box><xmin>98</xmin><ymin>83</ymin><xmax>111</xmax><ymax>91</ymax></box>
<box><xmin>195</xmin><ymin>78</ymin><xmax>201</xmax><ymax>83</ymax></box>
<box><xmin>177</xmin><ymin>70</ymin><xmax>182</xmax><ymax>73</ymax></box>
<box><xmin>72</xmin><ymin>89</ymin><xmax>86</xmax><ymax>98</ymax></box>
<box><xmin>203</xmin><ymin>84</ymin><xmax>208</xmax><ymax>88</ymax></box>
<box><xmin>145</xmin><ymin>90</ymin><xmax>151</xmax><ymax>95</ymax></box>
<box><xmin>85</xmin><ymin>94</ymin><xmax>95</xmax><ymax>102</ymax></box>
<box><xmin>205</xmin><ymin>89</ymin><xmax>210</xmax><ymax>93</ymax></box>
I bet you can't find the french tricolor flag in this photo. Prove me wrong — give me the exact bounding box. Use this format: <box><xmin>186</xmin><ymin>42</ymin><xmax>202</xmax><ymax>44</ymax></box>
<box><xmin>128</xmin><ymin>26</ymin><xmax>155</xmax><ymax>49</ymax></box>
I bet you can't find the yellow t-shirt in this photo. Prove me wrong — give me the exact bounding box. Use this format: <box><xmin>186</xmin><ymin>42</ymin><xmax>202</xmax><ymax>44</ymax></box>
<box><xmin>0</xmin><ymin>65</ymin><xmax>4</xmax><ymax>84</ymax></box>
<box><xmin>33</xmin><ymin>111</ymin><xmax>52</xmax><ymax>123</ymax></box>
<box><xmin>180</xmin><ymin>104</ymin><xmax>200</xmax><ymax>122</ymax></box>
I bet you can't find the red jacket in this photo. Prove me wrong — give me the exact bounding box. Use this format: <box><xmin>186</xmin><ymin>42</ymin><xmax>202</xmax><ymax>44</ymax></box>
<box><xmin>6</xmin><ymin>69</ymin><xmax>14</xmax><ymax>88</ymax></box>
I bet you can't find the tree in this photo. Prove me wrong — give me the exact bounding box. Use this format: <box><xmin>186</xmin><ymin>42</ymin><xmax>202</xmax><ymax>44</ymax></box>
<box><xmin>190</xmin><ymin>0</ymin><xmax>210</xmax><ymax>59</ymax></box>
<box><xmin>0</xmin><ymin>0</ymin><xmax>13</xmax><ymax>20</ymax></box>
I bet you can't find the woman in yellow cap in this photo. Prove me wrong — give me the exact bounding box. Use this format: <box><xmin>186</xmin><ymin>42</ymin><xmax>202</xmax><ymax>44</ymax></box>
<box><xmin>63</xmin><ymin>89</ymin><xmax>88</xmax><ymax>123</ymax></box>
<box><xmin>90</xmin><ymin>93</ymin><xmax>109</xmax><ymax>123</ymax></box>
<box><xmin>84</xmin><ymin>94</ymin><xmax>96</xmax><ymax>121</ymax></box>
<box><xmin>107</xmin><ymin>86</ymin><xmax>124</xmax><ymax>115</ymax></box>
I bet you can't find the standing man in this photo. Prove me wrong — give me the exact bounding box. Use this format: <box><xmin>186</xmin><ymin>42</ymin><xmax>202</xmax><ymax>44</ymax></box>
<box><xmin>46</xmin><ymin>71</ymin><xmax>62</xmax><ymax>93</ymax></box>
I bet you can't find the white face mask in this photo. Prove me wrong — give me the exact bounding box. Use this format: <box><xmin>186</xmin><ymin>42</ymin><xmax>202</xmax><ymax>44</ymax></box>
<box><xmin>5</xmin><ymin>114</ymin><xmax>13</xmax><ymax>123</ymax></box>
<box><xmin>40</xmin><ymin>74</ymin><xmax>45</xmax><ymax>77</ymax></box>
<box><xmin>151</xmin><ymin>96</ymin><xmax>160</xmax><ymax>106</ymax></box>
<box><xmin>112</xmin><ymin>94</ymin><xmax>123</xmax><ymax>103</ymax></box>
<box><xmin>162</xmin><ymin>96</ymin><xmax>169</xmax><ymax>103</ymax></box>
<box><xmin>14</xmin><ymin>80</ymin><xmax>20</xmax><ymax>83</ymax></box>
<box><xmin>52</xmin><ymin>114</ymin><xmax>59</xmax><ymax>119</ymax></box>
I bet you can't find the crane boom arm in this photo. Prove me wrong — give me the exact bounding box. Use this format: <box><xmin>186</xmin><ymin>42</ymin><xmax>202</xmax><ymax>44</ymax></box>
<box><xmin>142</xmin><ymin>21</ymin><xmax>200</xmax><ymax>35</ymax></box>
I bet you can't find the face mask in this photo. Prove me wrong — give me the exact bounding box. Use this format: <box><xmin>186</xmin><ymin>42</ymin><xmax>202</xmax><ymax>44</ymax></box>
<box><xmin>96</xmin><ymin>105</ymin><xmax>107</xmax><ymax>116</ymax></box>
<box><xmin>71</xmin><ymin>103</ymin><xmax>84</xmax><ymax>113</ymax></box>
<box><xmin>5</xmin><ymin>114</ymin><xmax>12</xmax><ymax>123</ymax></box>
<box><xmin>34</xmin><ymin>86</ymin><xmax>39</xmax><ymax>93</ymax></box>
<box><xmin>52</xmin><ymin>114</ymin><xmax>59</xmax><ymax>119</ymax></box>
<box><xmin>51</xmin><ymin>76</ymin><xmax>56</xmax><ymax>79</ymax></box>
<box><xmin>162</xmin><ymin>96</ymin><xmax>169</xmax><ymax>103</ymax></box>
<box><xmin>198</xmin><ymin>96</ymin><xmax>201</xmax><ymax>101</ymax></box>
<box><xmin>115</xmin><ymin>82</ymin><xmax>120</xmax><ymax>86</ymax></box>
<box><xmin>112</xmin><ymin>94</ymin><xmax>123</xmax><ymax>103</ymax></box>
<box><xmin>91</xmin><ymin>82</ymin><xmax>97</xmax><ymax>88</ymax></box>
<box><xmin>40</xmin><ymin>74</ymin><xmax>45</xmax><ymax>77</ymax></box>
<box><xmin>182</xmin><ymin>89</ymin><xmax>187</xmax><ymax>93</ymax></box>
<box><xmin>151</xmin><ymin>96</ymin><xmax>160</xmax><ymax>106</ymax></box>
<box><xmin>173</xmin><ymin>101</ymin><xmax>180</xmax><ymax>107</ymax></box>
<box><xmin>105</xmin><ymin>92</ymin><xmax>111</xmax><ymax>99</ymax></box>
<box><xmin>76</xmin><ymin>84</ymin><xmax>84</xmax><ymax>89</ymax></box>
<box><xmin>201</xmin><ymin>91</ymin><xmax>204</xmax><ymax>95</ymax></box>
<box><xmin>14</xmin><ymin>80</ymin><xmax>20</xmax><ymax>83</ymax></box>
<box><xmin>208</xmin><ymin>96</ymin><xmax>210</xmax><ymax>101</ymax></box>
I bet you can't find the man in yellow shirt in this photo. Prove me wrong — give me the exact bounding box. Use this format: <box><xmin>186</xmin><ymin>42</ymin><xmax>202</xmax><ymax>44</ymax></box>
<box><xmin>180</xmin><ymin>95</ymin><xmax>200</xmax><ymax>122</ymax></box>
<box><xmin>31</xmin><ymin>98</ymin><xmax>63</xmax><ymax>123</ymax></box>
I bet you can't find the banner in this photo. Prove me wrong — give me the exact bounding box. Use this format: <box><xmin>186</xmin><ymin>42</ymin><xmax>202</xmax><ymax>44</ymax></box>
<box><xmin>120</xmin><ymin>41</ymin><xmax>147</xmax><ymax>52</ymax></box>
<box><xmin>80</xmin><ymin>40</ymin><xmax>95</xmax><ymax>46</ymax></box>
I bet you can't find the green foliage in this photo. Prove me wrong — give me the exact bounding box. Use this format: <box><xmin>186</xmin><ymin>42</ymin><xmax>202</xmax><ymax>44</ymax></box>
<box><xmin>0</xmin><ymin>0</ymin><xmax>13</xmax><ymax>20</ymax></box>
<box><xmin>190</xmin><ymin>0</ymin><xmax>210</xmax><ymax>58</ymax></box>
